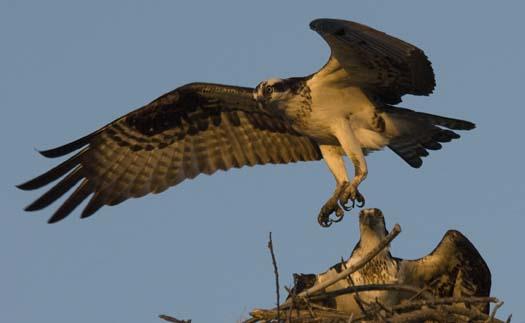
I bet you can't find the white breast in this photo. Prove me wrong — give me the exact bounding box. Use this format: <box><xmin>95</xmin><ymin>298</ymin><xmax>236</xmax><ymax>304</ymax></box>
<box><xmin>347</xmin><ymin>250</ymin><xmax>399</xmax><ymax>305</ymax></box>
<box><xmin>303</xmin><ymin>80</ymin><xmax>390</xmax><ymax>150</ymax></box>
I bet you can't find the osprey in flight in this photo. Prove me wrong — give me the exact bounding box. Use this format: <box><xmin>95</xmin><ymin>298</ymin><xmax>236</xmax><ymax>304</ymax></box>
<box><xmin>19</xmin><ymin>19</ymin><xmax>474</xmax><ymax>225</ymax></box>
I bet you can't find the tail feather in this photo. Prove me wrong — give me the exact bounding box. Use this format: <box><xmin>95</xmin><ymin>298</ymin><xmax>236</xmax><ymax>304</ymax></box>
<box><xmin>389</xmin><ymin>138</ymin><xmax>425</xmax><ymax>168</ymax></box>
<box><xmin>383</xmin><ymin>106</ymin><xmax>474</xmax><ymax>168</ymax></box>
<box><xmin>381</xmin><ymin>105</ymin><xmax>475</xmax><ymax>130</ymax></box>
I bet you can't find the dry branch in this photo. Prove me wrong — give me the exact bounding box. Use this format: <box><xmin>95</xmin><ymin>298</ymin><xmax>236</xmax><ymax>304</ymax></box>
<box><xmin>159</xmin><ymin>314</ymin><xmax>191</xmax><ymax>323</ymax></box>
<box><xmin>268</xmin><ymin>232</ymin><xmax>281</xmax><ymax>320</ymax></box>
<box><xmin>281</xmin><ymin>223</ymin><xmax>401</xmax><ymax>307</ymax></box>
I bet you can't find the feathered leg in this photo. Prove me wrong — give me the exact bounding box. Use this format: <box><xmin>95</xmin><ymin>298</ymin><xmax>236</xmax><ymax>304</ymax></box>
<box><xmin>333</xmin><ymin>118</ymin><xmax>366</xmax><ymax>210</ymax></box>
<box><xmin>318</xmin><ymin>145</ymin><xmax>348</xmax><ymax>227</ymax></box>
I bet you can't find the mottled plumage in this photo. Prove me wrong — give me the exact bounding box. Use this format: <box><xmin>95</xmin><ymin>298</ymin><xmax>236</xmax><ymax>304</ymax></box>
<box><xmin>20</xmin><ymin>19</ymin><xmax>474</xmax><ymax>223</ymax></box>
<box><xmin>19</xmin><ymin>84</ymin><xmax>320</xmax><ymax>223</ymax></box>
<box><xmin>291</xmin><ymin>208</ymin><xmax>491</xmax><ymax>314</ymax></box>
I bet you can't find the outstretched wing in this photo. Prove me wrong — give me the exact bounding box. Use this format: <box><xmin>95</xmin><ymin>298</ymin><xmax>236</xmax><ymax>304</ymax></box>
<box><xmin>310</xmin><ymin>19</ymin><xmax>435</xmax><ymax>104</ymax></box>
<box><xmin>398</xmin><ymin>230</ymin><xmax>491</xmax><ymax>313</ymax></box>
<box><xmin>18</xmin><ymin>83</ymin><xmax>321</xmax><ymax>223</ymax></box>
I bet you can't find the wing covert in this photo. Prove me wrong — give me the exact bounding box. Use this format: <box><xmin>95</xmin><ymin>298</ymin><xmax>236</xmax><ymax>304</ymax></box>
<box><xmin>310</xmin><ymin>19</ymin><xmax>435</xmax><ymax>104</ymax></box>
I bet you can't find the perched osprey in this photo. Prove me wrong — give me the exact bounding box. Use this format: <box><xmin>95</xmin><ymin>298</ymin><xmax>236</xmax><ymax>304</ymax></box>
<box><xmin>291</xmin><ymin>208</ymin><xmax>491</xmax><ymax>314</ymax></box>
<box><xmin>18</xmin><ymin>19</ymin><xmax>474</xmax><ymax>224</ymax></box>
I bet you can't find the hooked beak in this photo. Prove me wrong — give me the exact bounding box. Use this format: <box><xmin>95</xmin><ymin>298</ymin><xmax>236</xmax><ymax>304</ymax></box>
<box><xmin>359</xmin><ymin>208</ymin><xmax>384</xmax><ymax>227</ymax></box>
<box><xmin>253</xmin><ymin>90</ymin><xmax>264</xmax><ymax>109</ymax></box>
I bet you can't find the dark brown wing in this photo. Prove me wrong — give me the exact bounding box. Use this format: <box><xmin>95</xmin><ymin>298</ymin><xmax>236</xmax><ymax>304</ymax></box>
<box><xmin>310</xmin><ymin>19</ymin><xmax>435</xmax><ymax>104</ymax></box>
<box><xmin>398</xmin><ymin>230</ymin><xmax>491</xmax><ymax>314</ymax></box>
<box><xmin>18</xmin><ymin>83</ymin><xmax>321</xmax><ymax>223</ymax></box>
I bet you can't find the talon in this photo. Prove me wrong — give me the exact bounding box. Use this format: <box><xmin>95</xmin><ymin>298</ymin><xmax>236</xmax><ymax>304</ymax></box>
<box><xmin>339</xmin><ymin>182</ymin><xmax>358</xmax><ymax>210</ymax></box>
<box><xmin>317</xmin><ymin>212</ymin><xmax>332</xmax><ymax>227</ymax></box>
<box><xmin>341</xmin><ymin>200</ymin><xmax>354</xmax><ymax>211</ymax></box>
<box><xmin>338</xmin><ymin>182</ymin><xmax>353</xmax><ymax>210</ymax></box>
<box><xmin>335</xmin><ymin>206</ymin><xmax>344</xmax><ymax>218</ymax></box>
<box><xmin>356</xmin><ymin>191</ymin><xmax>365</xmax><ymax>208</ymax></box>
<box><xmin>317</xmin><ymin>181</ymin><xmax>358</xmax><ymax>227</ymax></box>
<box><xmin>332</xmin><ymin>207</ymin><xmax>345</xmax><ymax>223</ymax></box>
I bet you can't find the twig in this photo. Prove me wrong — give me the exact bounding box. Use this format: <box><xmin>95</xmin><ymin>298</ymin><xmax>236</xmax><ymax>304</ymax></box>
<box><xmin>350</xmin><ymin>296</ymin><xmax>500</xmax><ymax>323</ymax></box>
<box><xmin>158</xmin><ymin>314</ymin><xmax>191</xmax><ymax>323</ymax></box>
<box><xmin>284</xmin><ymin>286</ymin><xmax>298</xmax><ymax>322</ymax></box>
<box><xmin>302</xmin><ymin>296</ymin><xmax>316</xmax><ymax>319</ymax></box>
<box><xmin>386</xmin><ymin>307</ymin><xmax>447</xmax><ymax>322</ymax></box>
<box><xmin>390</xmin><ymin>296</ymin><xmax>499</xmax><ymax>313</ymax></box>
<box><xmin>268</xmin><ymin>232</ymin><xmax>280</xmax><ymax>321</ymax></box>
<box><xmin>386</xmin><ymin>305</ymin><xmax>505</xmax><ymax>323</ymax></box>
<box><xmin>308</xmin><ymin>283</ymin><xmax>431</xmax><ymax>302</ymax></box>
<box><xmin>253</xmin><ymin>285</ymin><xmax>502</xmax><ymax>321</ymax></box>
<box><xmin>375</xmin><ymin>298</ymin><xmax>393</xmax><ymax>316</ymax></box>
<box><xmin>407</xmin><ymin>285</ymin><xmax>432</xmax><ymax>302</ymax></box>
<box><xmin>340</xmin><ymin>258</ymin><xmax>369</xmax><ymax>315</ymax></box>
<box><xmin>486</xmin><ymin>301</ymin><xmax>504</xmax><ymax>322</ymax></box>
<box><xmin>249</xmin><ymin>307</ymin><xmax>352</xmax><ymax>321</ymax></box>
<box><xmin>371</xmin><ymin>303</ymin><xmax>388</xmax><ymax>321</ymax></box>
<box><xmin>282</xmin><ymin>224</ymin><xmax>401</xmax><ymax>307</ymax></box>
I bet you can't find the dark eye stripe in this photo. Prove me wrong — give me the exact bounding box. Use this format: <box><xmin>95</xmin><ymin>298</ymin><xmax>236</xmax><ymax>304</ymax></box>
<box><xmin>272</xmin><ymin>83</ymin><xmax>286</xmax><ymax>92</ymax></box>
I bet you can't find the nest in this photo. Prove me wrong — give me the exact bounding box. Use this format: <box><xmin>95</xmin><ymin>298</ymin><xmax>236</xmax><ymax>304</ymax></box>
<box><xmin>160</xmin><ymin>211</ymin><xmax>510</xmax><ymax>323</ymax></box>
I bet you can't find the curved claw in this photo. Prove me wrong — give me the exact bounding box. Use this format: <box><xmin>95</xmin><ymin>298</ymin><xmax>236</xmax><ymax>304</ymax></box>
<box><xmin>355</xmin><ymin>191</ymin><xmax>365</xmax><ymax>208</ymax></box>
<box><xmin>332</xmin><ymin>207</ymin><xmax>345</xmax><ymax>223</ymax></box>
<box><xmin>318</xmin><ymin>213</ymin><xmax>332</xmax><ymax>227</ymax></box>
<box><xmin>317</xmin><ymin>205</ymin><xmax>345</xmax><ymax>228</ymax></box>
<box><xmin>317</xmin><ymin>181</ymin><xmax>354</xmax><ymax>227</ymax></box>
<box><xmin>356</xmin><ymin>199</ymin><xmax>365</xmax><ymax>208</ymax></box>
<box><xmin>341</xmin><ymin>199</ymin><xmax>355</xmax><ymax>211</ymax></box>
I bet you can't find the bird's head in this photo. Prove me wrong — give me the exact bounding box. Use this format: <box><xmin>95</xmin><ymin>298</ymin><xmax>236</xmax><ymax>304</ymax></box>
<box><xmin>359</xmin><ymin>208</ymin><xmax>388</xmax><ymax>242</ymax></box>
<box><xmin>254</xmin><ymin>78</ymin><xmax>295</xmax><ymax>113</ymax></box>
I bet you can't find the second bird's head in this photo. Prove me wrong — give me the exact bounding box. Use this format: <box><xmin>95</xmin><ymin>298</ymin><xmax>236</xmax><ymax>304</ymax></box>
<box><xmin>359</xmin><ymin>208</ymin><xmax>388</xmax><ymax>240</ymax></box>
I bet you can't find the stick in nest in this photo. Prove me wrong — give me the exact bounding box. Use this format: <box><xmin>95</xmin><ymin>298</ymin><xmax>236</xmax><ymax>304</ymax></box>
<box><xmin>268</xmin><ymin>232</ymin><xmax>281</xmax><ymax>321</ymax></box>
<box><xmin>159</xmin><ymin>314</ymin><xmax>191</xmax><ymax>323</ymax></box>
<box><xmin>282</xmin><ymin>223</ymin><xmax>402</xmax><ymax>307</ymax></box>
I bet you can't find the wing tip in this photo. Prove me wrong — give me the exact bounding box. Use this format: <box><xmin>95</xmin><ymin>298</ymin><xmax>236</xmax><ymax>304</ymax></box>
<box><xmin>463</xmin><ymin>121</ymin><xmax>476</xmax><ymax>131</ymax></box>
<box><xmin>309</xmin><ymin>18</ymin><xmax>324</xmax><ymax>31</ymax></box>
<box><xmin>409</xmin><ymin>48</ymin><xmax>436</xmax><ymax>95</ymax></box>
<box><xmin>47</xmin><ymin>215</ymin><xmax>65</xmax><ymax>224</ymax></box>
<box><xmin>16</xmin><ymin>182</ymin><xmax>34</xmax><ymax>191</ymax></box>
<box><xmin>38</xmin><ymin>147</ymin><xmax>64</xmax><ymax>158</ymax></box>
<box><xmin>35</xmin><ymin>128</ymin><xmax>102</xmax><ymax>159</ymax></box>
<box><xmin>37</xmin><ymin>142</ymin><xmax>85</xmax><ymax>159</ymax></box>
<box><xmin>410</xmin><ymin>158</ymin><xmax>423</xmax><ymax>169</ymax></box>
<box><xmin>24</xmin><ymin>203</ymin><xmax>40</xmax><ymax>212</ymax></box>
<box><xmin>309</xmin><ymin>18</ymin><xmax>345</xmax><ymax>34</ymax></box>
<box><xmin>309</xmin><ymin>18</ymin><xmax>365</xmax><ymax>32</ymax></box>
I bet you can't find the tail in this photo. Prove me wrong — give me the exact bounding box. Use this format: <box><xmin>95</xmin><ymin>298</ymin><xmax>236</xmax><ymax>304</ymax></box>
<box><xmin>381</xmin><ymin>106</ymin><xmax>475</xmax><ymax>168</ymax></box>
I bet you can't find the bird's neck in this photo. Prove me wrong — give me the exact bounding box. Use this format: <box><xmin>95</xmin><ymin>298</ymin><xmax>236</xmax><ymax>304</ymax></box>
<box><xmin>356</xmin><ymin>228</ymin><xmax>388</xmax><ymax>255</ymax></box>
<box><xmin>279</xmin><ymin>78</ymin><xmax>311</xmax><ymax>120</ymax></box>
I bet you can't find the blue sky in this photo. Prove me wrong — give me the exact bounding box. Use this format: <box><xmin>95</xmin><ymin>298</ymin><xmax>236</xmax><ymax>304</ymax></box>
<box><xmin>1</xmin><ymin>1</ymin><xmax>524</xmax><ymax>322</ymax></box>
